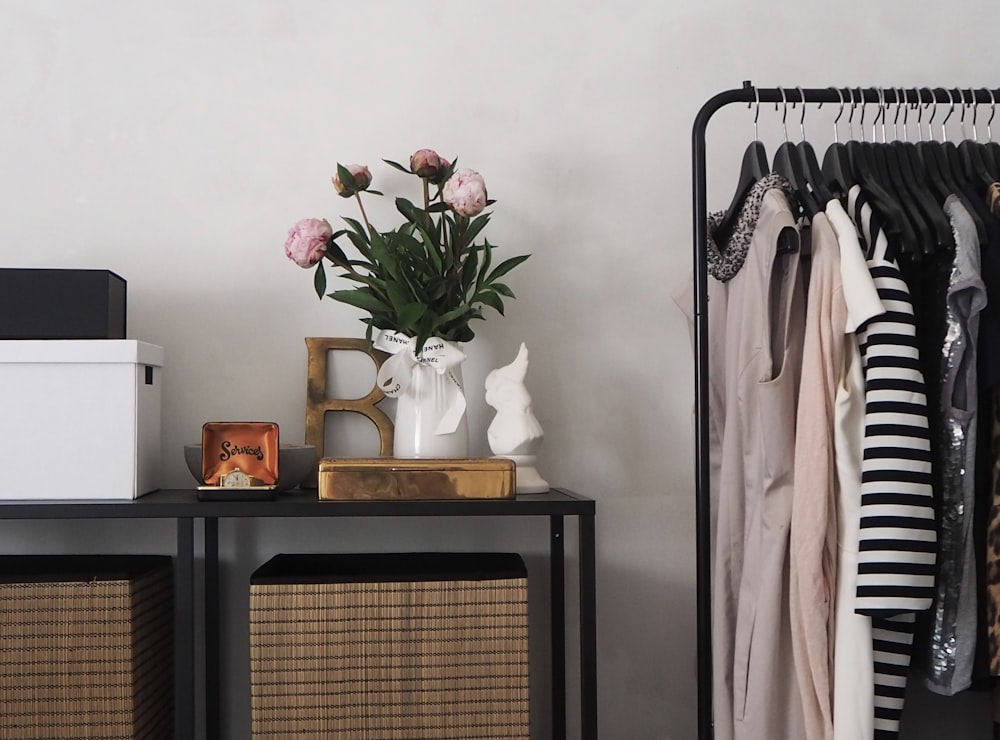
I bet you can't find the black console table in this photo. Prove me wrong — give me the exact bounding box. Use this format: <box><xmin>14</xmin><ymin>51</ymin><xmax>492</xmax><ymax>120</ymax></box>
<box><xmin>0</xmin><ymin>488</ymin><xmax>597</xmax><ymax>740</ymax></box>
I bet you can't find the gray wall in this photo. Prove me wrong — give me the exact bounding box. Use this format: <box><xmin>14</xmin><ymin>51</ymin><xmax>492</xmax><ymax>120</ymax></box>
<box><xmin>0</xmin><ymin>1</ymin><xmax>996</xmax><ymax>737</ymax></box>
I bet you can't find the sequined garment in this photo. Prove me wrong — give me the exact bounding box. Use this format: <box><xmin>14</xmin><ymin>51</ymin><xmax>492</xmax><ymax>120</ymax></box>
<box><xmin>920</xmin><ymin>196</ymin><xmax>987</xmax><ymax>695</ymax></box>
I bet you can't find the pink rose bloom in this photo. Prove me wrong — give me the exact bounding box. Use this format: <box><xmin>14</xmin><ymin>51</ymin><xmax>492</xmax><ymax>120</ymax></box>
<box><xmin>442</xmin><ymin>168</ymin><xmax>488</xmax><ymax>217</ymax></box>
<box><xmin>284</xmin><ymin>218</ymin><xmax>332</xmax><ymax>267</ymax></box>
<box><xmin>410</xmin><ymin>148</ymin><xmax>442</xmax><ymax>179</ymax></box>
<box><xmin>332</xmin><ymin>163</ymin><xmax>372</xmax><ymax>197</ymax></box>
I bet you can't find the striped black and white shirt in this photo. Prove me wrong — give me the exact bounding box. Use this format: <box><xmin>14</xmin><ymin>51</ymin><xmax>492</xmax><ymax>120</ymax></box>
<box><xmin>849</xmin><ymin>185</ymin><xmax>938</xmax><ymax>739</ymax></box>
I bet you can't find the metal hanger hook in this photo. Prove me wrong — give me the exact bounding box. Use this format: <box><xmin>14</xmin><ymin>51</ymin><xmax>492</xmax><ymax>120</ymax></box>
<box><xmin>969</xmin><ymin>89</ymin><xmax>979</xmax><ymax>141</ymax></box>
<box><xmin>797</xmin><ymin>86</ymin><xmax>808</xmax><ymax>140</ymax></box>
<box><xmin>922</xmin><ymin>88</ymin><xmax>936</xmax><ymax>141</ymax></box>
<box><xmin>776</xmin><ymin>86</ymin><xmax>789</xmax><ymax>142</ymax></box>
<box><xmin>750</xmin><ymin>85</ymin><xmax>761</xmax><ymax>140</ymax></box>
<box><xmin>831</xmin><ymin>87</ymin><xmax>845</xmax><ymax>144</ymax></box>
<box><xmin>856</xmin><ymin>87</ymin><xmax>866</xmax><ymax>142</ymax></box>
<box><xmin>895</xmin><ymin>87</ymin><xmax>907</xmax><ymax>141</ymax></box>
<box><xmin>958</xmin><ymin>88</ymin><xmax>969</xmax><ymax>140</ymax></box>
<box><xmin>876</xmin><ymin>87</ymin><xmax>887</xmax><ymax>143</ymax></box>
<box><xmin>988</xmin><ymin>88</ymin><xmax>996</xmax><ymax>142</ymax></box>
<box><xmin>941</xmin><ymin>88</ymin><xmax>955</xmax><ymax>141</ymax></box>
<box><xmin>847</xmin><ymin>86</ymin><xmax>857</xmax><ymax>140</ymax></box>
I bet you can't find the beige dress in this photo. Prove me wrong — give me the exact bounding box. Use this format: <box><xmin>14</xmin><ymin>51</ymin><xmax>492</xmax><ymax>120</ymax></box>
<box><xmin>712</xmin><ymin>185</ymin><xmax>807</xmax><ymax>740</ymax></box>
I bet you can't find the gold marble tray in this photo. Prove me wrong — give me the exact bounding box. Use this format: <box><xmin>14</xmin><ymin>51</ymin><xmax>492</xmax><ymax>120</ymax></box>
<box><xmin>318</xmin><ymin>457</ymin><xmax>516</xmax><ymax>500</ymax></box>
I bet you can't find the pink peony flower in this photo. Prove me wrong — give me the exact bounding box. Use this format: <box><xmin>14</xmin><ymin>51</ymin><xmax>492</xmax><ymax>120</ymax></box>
<box><xmin>442</xmin><ymin>169</ymin><xmax>487</xmax><ymax>217</ymax></box>
<box><xmin>410</xmin><ymin>149</ymin><xmax>442</xmax><ymax>179</ymax></box>
<box><xmin>332</xmin><ymin>164</ymin><xmax>372</xmax><ymax>197</ymax></box>
<box><xmin>284</xmin><ymin>218</ymin><xmax>332</xmax><ymax>267</ymax></box>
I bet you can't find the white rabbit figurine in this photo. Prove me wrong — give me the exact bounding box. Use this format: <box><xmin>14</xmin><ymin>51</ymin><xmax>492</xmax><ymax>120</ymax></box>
<box><xmin>485</xmin><ymin>343</ymin><xmax>549</xmax><ymax>493</ymax></box>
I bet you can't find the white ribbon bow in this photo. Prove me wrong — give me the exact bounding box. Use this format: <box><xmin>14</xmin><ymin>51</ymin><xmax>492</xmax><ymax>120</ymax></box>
<box><xmin>373</xmin><ymin>330</ymin><xmax>467</xmax><ymax>435</ymax></box>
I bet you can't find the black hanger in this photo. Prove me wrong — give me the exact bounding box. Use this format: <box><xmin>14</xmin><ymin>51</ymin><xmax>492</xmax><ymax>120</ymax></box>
<box><xmin>771</xmin><ymin>90</ymin><xmax>821</xmax><ymax>222</ymax></box>
<box><xmin>958</xmin><ymin>88</ymin><xmax>998</xmax><ymax>190</ymax></box>
<box><xmin>981</xmin><ymin>89</ymin><xmax>1000</xmax><ymax>182</ymax></box>
<box><xmin>934</xmin><ymin>88</ymin><xmax>989</xmax><ymax>245</ymax></box>
<box><xmin>890</xmin><ymin>87</ymin><xmax>953</xmax><ymax>254</ymax></box>
<box><xmin>845</xmin><ymin>90</ymin><xmax>915</xmax><ymax>248</ymax></box>
<box><xmin>793</xmin><ymin>87</ymin><xmax>834</xmax><ymax>206</ymax></box>
<box><xmin>714</xmin><ymin>88</ymin><xmax>769</xmax><ymax>247</ymax></box>
<box><xmin>870</xmin><ymin>89</ymin><xmax>932</xmax><ymax>257</ymax></box>
<box><xmin>820</xmin><ymin>88</ymin><xmax>856</xmax><ymax>200</ymax></box>
<box><xmin>895</xmin><ymin>138</ymin><xmax>954</xmax><ymax>254</ymax></box>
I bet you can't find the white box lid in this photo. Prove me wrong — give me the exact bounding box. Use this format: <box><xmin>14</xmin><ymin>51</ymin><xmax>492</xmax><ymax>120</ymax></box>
<box><xmin>0</xmin><ymin>340</ymin><xmax>164</xmax><ymax>366</ymax></box>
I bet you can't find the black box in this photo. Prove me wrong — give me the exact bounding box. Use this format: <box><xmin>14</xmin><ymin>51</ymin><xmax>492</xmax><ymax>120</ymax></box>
<box><xmin>0</xmin><ymin>268</ymin><xmax>126</xmax><ymax>339</ymax></box>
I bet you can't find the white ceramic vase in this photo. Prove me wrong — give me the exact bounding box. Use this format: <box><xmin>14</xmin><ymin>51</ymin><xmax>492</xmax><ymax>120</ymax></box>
<box><xmin>392</xmin><ymin>362</ymin><xmax>469</xmax><ymax>458</ymax></box>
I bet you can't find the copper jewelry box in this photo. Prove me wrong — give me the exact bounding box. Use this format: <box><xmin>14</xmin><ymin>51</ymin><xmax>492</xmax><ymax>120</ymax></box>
<box><xmin>198</xmin><ymin>422</ymin><xmax>279</xmax><ymax>497</ymax></box>
<box><xmin>318</xmin><ymin>458</ymin><xmax>516</xmax><ymax>501</ymax></box>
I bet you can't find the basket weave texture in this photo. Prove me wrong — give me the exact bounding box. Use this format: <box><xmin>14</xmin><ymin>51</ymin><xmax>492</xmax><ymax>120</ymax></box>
<box><xmin>250</xmin><ymin>553</ymin><xmax>530</xmax><ymax>739</ymax></box>
<box><xmin>0</xmin><ymin>555</ymin><xmax>174</xmax><ymax>740</ymax></box>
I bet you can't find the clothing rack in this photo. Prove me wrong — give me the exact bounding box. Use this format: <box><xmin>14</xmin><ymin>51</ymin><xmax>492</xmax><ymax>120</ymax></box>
<box><xmin>689</xmin><ymin>81</ymin><xmax>1000</xmax><ymax>740</ymax></box>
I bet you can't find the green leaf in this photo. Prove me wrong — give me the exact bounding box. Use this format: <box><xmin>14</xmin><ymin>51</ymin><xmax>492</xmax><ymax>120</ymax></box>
<box><xmin>460</xmin><ymin>247</ymin><xmax>479</xmax><ymax>293</ymax></box>
<box><xmin>366</xmin><ymin>189</ymin><xmax>384</xmax><ymax>196</ymax></box>
<box><xmin>437</xmin><ymin>305</ymin><xmax>472</xmax><ymax>326</ymax></box>
<box><xmin>383</xmin><ymin>159</ymin><xmax>413</xmax><ymax>174</ymax></box>
<box><xmin>426</xmin><ymin>202</ymin><xmax>450</xmax><ymax>213</ymax></box>
<box><xmin>461</xmin><ymin>212</ymin><xmax>491</xmax><ymax>245</ymax></box>
<box><xmin>336</xmin><ymin>163</ymin><xmax>358</xmax><ymax>191</ymax></box>
<box><xmin>475</xmin><ymin>290</ymin><xmax>505</xmax><ymax>315</ymax></box>
<box><xmin>313</xmin><ymin>261</ymin><xmax>327</xmax><ymax>299</ymax></box>
<box><xmin>485</xmin><ymin>254</ymin><xmax>530</xmax><ymax>284</ymax></box>
<box><xmin>453</xmin><ymin>325</ymin><xmax>476</xmax><ymax>342</ymax></box>
<box><xmin>474</xmin><ymin>239</ymin><xmax>493</xmax><ymax>295</ymax></box>
<box><xmin>341</xmin><ymin>216</ymin><xmax>369</xmax><ymax>239</ymax></box>
<box><xmin>395</xmin><ymin>197</ymin><xmax>423</xmax><ymax>226</ymax></box>
<box><xmin>344</xmin><ymin>230</ymin><xmax>373</xmax><ymax>261</ymax></box>
<box><xmin>368</xmin><ymin>230</ymin><xmax>399</xmax><ymax>279</ymax></box>
<box><xmin>386</xmin><ymin>280</ymin><xmax>413</xmax><ymax>312</ymax></box>
<box><xmin>328</xmin><ymin>289</ymin><xmax>390</xmax><ymax>314</ymax></box>
<box><xmin>325</xmin><ymin>239</ymin><xmax>349</xmax><ymax>265</ymax></box>
<box><xmin>395</xmin><ymin>302</ymin><xmax>427</xmax><ymax>331</ymax></box>
<box><xmin>491</xmin><ymin>282</ymin><xmax>515</xmax><ymax>298</ymax></box>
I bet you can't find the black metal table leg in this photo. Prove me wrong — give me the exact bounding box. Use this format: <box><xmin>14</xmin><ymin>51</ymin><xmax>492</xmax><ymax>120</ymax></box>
<box><xmin>580</xmin><ymin>512</ymin><xmax>597</xmax><ymax>740</ymax></box>
<box><xmin>175</xmin><ymin>516</ymin><xmax>195</xmax><ymax>739</ymax></box>
<box><xmin>551</xmin><ymin>514</ymin><xmax>566</xmax><ymax>740</ymax></box>
<box><xmin>205</xmin><ymin>517</ymin><xmax>220</xmax><ymax>739</ymax></box>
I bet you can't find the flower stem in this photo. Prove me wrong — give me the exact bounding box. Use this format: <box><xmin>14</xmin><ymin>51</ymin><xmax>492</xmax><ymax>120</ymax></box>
<box><xmin>355</xmin><ymin>193</ymin><xmax>372</xmax><ymax>237</ymax></box>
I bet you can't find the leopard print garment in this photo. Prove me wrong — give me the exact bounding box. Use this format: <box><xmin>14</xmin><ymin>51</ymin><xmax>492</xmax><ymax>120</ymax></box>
<box><xmin>706</xmin><ymin>173</ymin><xmax>794</xmax><ymax>283</ymax></box>
<box><xmin>987</xmin><ymin>389</ymin><xmax>1000</xmax><ymax>674</ymax></box>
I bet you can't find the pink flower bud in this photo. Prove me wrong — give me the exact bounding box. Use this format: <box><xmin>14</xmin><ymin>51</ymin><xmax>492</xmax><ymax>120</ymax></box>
<box><xmin>284</xmin><ymin>218</ymin><xmax>332</xmax><ymax>267</ymax></box>
<box><xmin>442</xmin><ymin>169</ymin><xmax>488</xmax><ymax>217</ymax></box>
<box><xmin>409</xmin><ymin>149</ymin><xmax>442</xmax><ymax>179</ymax></box>
<box><xmin>431</xmin><ymin>157</ymin><xmax>451</xmax><ymax>185</ymax></box>
<box><xmin>332</xmin><ymin>164</ymin><xmax>372</xmax><ymax>198</ymax></box>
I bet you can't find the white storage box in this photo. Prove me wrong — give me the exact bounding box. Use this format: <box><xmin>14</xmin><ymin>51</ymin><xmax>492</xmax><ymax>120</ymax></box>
<box><xmin>0</xmin><ymin>340</ymin><xmax>163</xmax><ymax>500</ymax></box>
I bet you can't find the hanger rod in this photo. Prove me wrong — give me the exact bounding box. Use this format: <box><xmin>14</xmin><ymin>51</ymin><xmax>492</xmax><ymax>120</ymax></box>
<box><xmin>694</xmin><ymin>81</ymin><xmax>1000</xmax><ymax>135</ymax></box>
<box><xmin>690</xmin><ymin>79</ymin><xmax>1000</xmax><ymax>739</ymax></box>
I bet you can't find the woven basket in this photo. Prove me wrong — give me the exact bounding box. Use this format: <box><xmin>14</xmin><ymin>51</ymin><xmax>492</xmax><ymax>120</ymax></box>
<box><xmin>0</xmin><ymin>555</ymin><xmax>173</xmax><ymax>740</ymax></box>
<box><xmin>250</xmin><ymin>552</ymin><xmax>530</xmax><ymax>739</ymax></box>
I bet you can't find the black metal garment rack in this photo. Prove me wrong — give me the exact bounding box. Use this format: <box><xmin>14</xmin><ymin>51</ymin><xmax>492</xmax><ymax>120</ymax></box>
<box><xmin>690</xmin><ymin>82</ymin><xmax>1000</xmax><ymax>740</ymax></box>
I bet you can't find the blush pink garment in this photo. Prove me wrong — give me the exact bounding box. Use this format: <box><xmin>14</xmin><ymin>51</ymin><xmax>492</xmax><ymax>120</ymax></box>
<box><xmin>789</xmin><ymin>213</ymin><xmax>846</xmax><ymax>740</ymax></box>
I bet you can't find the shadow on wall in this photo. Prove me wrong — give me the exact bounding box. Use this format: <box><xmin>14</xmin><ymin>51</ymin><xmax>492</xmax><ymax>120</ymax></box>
<box><xmin>597</xmin><ymin>559</ymin><xmax>698</xmax><ymax>740</ymax></box>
